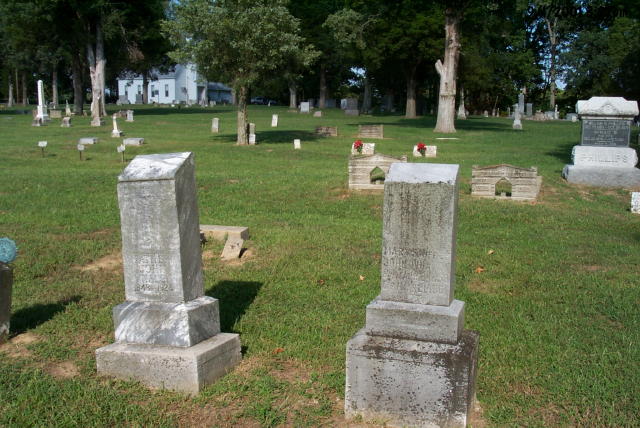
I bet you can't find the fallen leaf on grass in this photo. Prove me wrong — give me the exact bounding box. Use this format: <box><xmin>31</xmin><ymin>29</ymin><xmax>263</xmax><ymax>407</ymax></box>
<box><xmin>359</xmin><ymin>275</ymin><xmax>365</xmax><ymax>281</ymax></box>
<box><xmin>317</xmin><ymin>279</ymin><xmax>325</xmax><ymax>285</ymax></box>
<box><xmin>487</xmin><ymin>249</ymin><xmax>495</xmax><ymax>255</ymax></box>
<box><xmin>474</xmin><ymin>266</ymin><xmax>485</xmax><ymax>273</ymax></box>
<box><xmin>272</xmin><ymin>347</ymin><xmax>284</xmax><ymax>354</ymax></box>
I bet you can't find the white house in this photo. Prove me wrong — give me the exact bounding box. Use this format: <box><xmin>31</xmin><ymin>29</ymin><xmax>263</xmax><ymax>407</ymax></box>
<box><xmin>117</xmin><ymin>64</ymin><xmax>232</xmax><ymax>105</ymax></box>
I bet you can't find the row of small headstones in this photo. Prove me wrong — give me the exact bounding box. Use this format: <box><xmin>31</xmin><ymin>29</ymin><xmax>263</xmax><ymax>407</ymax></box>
<box><xmin>36</xmin><ymin>137</ymin><xmax>144</xmax><ymax>161</ymax></box>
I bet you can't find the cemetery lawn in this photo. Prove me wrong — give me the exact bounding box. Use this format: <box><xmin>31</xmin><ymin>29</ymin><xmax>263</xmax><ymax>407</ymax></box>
<box><xmin>1</xmin><ymin>105</ymin><xmax>639</xmax><ymax>427</ymax></box>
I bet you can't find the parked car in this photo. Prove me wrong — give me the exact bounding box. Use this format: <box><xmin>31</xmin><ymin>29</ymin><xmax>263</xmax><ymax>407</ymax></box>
<box><xmin>250</xmin><ymin>96</ymin><xmax>268</xmax><ymax>105</ymax></box>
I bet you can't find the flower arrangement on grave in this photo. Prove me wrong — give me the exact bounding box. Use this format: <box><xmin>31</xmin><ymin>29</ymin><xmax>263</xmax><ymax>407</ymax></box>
<box><xmin>353</xmin><ymin>140</ymin><xmax>364</xmax><ymax>153</ymax></box>
<box><xmin>417</xmin><ymin>142</ymin><xmax>427</xmax><ymax>156</ymax></box>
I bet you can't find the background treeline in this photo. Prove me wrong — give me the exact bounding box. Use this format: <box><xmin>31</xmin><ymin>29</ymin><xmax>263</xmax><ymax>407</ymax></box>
<box><xmin>0</xmin><ymin>0</ymin><xmax>638</xmax><ymax>117</ymax></box>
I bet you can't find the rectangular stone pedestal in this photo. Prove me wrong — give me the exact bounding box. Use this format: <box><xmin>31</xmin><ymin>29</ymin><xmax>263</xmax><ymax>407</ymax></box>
<box><xmin>96</xmin><ymin>333</ymin><xmax>241</xmax><ymax>395</ymax></box>
<box><xmin>0</xmin><ymin>264</ymin><xmax>12</xmax><ymax>343</ymax></box>
<box><xmin>562</xmin><ymin>165</ymin><xmax>640</xmax><ymax>187</ymax></box>
<box><xmin>345</xmin><ymin>329</ymin><xmax>479</xmax><ymax>428</ymax></box>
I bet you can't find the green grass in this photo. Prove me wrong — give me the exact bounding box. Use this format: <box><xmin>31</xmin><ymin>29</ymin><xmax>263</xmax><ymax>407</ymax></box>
<box><xmin>0</xmin><ymin>104</ymin><xmax>639</xmax><ymax>427</ymax></box>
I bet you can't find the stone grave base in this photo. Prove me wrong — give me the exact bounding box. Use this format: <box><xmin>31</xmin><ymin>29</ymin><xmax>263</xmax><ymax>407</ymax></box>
<box><xmin>96</xmin><ymin>332</ymin><xmax>241</xmax><ymax>395</ymax></box>
<box><xmin>0</xmin><ymin>265</ymin><xmax>13</xmax><ymax>344</ymax></box>
<box><xmin>111</xmin><ymin>131</ymin><xmax>124</xmax><ymax>138</ymax></box>
<box><xmin>113</xmin><ymin>296</ymin><xmax>220</xmax><ymax>347</ymax></box>
<box><xmin>562</xmin><ymin>165</ymin><xmax>640</xmax><ymax>188</ymax></box>
<box><xmin>345</xmin><ymin>329</ymin><xmax>478</xmax><ymax>428</ymax></box>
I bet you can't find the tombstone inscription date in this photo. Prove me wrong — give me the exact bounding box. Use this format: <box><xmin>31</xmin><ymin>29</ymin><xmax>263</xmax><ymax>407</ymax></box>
<box><xmin>581</xmin><ymin>119</ymin><xmax>630</xmax><ymax>147</ymax></box>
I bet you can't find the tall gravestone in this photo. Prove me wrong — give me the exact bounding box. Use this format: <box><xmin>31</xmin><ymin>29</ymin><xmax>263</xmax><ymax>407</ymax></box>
<box><xmin>96</xmin><ymin>152</ymin><xmax>241</xmax><ymax>394</ymax></box>
<box><xmin>562</xmin><ymin>97</ymin><xmax>640</xmax><ymax>187</ymax></box>
<box><xmin>518</xmin><ymin>93</ymin><xmax>525</xmax><ymax>114</ymax></box>
<box><xmin>526</xmin><ymin>103</ymin><xmax>533</xmax><ymax>117</ymax></box>
<box><xmin>344</xmin><ymin>98</ymin><xmax>359</xmax><ymax>116</ymax></box>
<box><xmin>36</xmin><ymin>80</ymin><xmax>49</xmax><ymax>123</ymax></box>
<box><xmin>345</xmin><ymin>163</ymin><xmax>479</xmax><ymax>427</ymax></box>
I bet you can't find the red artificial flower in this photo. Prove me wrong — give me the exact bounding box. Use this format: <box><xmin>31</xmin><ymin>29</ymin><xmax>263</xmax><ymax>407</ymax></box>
<box><xmin>417</xmin><ymin>142</ymin><xmax>427</xmax><ymax>152</ymax></box>
<box><xmin>353</xmin><ymin>140</ymin><xmax>364</xmax><ymax>153</ymax></box>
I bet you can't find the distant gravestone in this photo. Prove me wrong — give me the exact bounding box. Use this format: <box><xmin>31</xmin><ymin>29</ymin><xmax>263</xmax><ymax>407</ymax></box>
<box><xmin>344</xmin><ymin>98</ymin><xmax>359</xmax><ymax>116</ymax></box>
<box><xmin>49</xmin><ymin>109</ymin><xmax>62</xmax><ymax>119</ymax></box>
<box><xmin>345</xmin><ymin>163</ymin><xmax>478</xmax><ymax>427</ymax></box>
<box><xmin>271</xmin><ymin>114</ymin><xmax>278</xmax><ymax>127</ymax></box>
<box><xmin>483</xmin><ymin>110</ymin><xmax>489</xmax><ymax>117</ymax></box>
<box><xmin>315</xmin><ymin>126</ymin><xmax>338</xmax><ymax>137</ymax></box>
<box><xmin>412</xmin><ymin>145</ymin><xmax>437</xmax><ymax>158</ymax></box>
<box><xmin>65</xmin><ymin>100</ymin><xmax>72</xmax><ymax>116</ymax></box>
<box><xmin>79</xmin><ymin>137</ymin><xmax>98</xmax><ymax>145</ymax></box>
<box><xmin>563</xmin><ymin>96</ymin><xmax>640</xmax><ymax>187</ymax></box>
<box><xmin>351</xmin><ymin>143</ymin><xmax>375</xmax><ymax>155</ymax></box>
<box><xmin>566</xmin><ymin>113</ymin><xmax>578</xmax><ymax>122</ymax></box>
<box><xmin>293</xmin><ymin>139</ymin><xmax>301</xmax><ymax>150</ymax></box>
<box><xmin>348</xmin><ymin>153</ymin><xmax>407</xmax><ymax>191</ymax></box>
<box><xmin>111</xmin><ymin>114</ymin><xmax>124</xmax><ymax>137</ymax></box>
<box><xmin>126</xmin><ymin>110</ymin><xmax>134</xmax><ymax>122</ymax></box>
<box><xmin>357</xmin><ymin>125</ymin><xmax>384</xmax><ymax>139</ymax></box>
<box><xmin>313</xmin><ymin>111</ymin><xmax>322</xmax><ymax>117</ymax></box>
<box><xmin>248</xmin><ymin>123</ymin><xmax>256</xmax><ymax>135</ymax></box>
<box><xmin>526</xmin><ymin>103</ymin><xmax>533</xmax><ymax>117</ymax></box>
<box><xmin>545</xmin><ymin>111</ymin><xmax>555</xmax><ymax>120</ymax></box>
<box><xmin>36</xmin><ymin>80</ymin><xmax>49</xmax><ymax>123</ymax></box>
<box><xmin>61</xmin><ymin>117</ymin><xmax>71</xmax><ymax>127</ymax></box>
<box><xmin>95</xmin><ymin>152</ymin><xmax>241</xmax><ymax>394</ymax></box>
<box><xmin>249</xmin><ymin>133</ymin><xmax>256</xmax><ymax>145</ymax></box>
<box><xmin>631</xmin><ymin>192</ymin><xmax>640</xmax><ymax>214</ymax></box>
<box><xmin>472</xmin><ymin>164</ymin><xmax>542</xmax><ymax>201</ymax></box>
<box><xmin>135</xmin><ymin>94</ymin><xmax>143</xmax><ymax>104</ymax></box>
<box><xmin>123</xmin><ymin>138</ymin><xmax>145</xmax><ymax>146</ymax></box>
<box><xmin>300</xmin><ymin>102</ymin><xmax>310</xmax><ymax>113</ymax></box>
<box><xmin>513</xmin><ymin>110</ymin><xmax>522</xmax><ymax>130</ymax></box>
<box><xmin>211</xmin><ymin>118</ymin><xmax>219</xmax><ymax>133</ymax></box>
<box><xmin>518</xmin><ymin>93</ymin><xmax>525</xmax><ymax>114</ymax></box>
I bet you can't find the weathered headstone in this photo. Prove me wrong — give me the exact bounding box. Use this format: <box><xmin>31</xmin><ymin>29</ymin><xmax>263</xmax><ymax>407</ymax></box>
<box><xmin>345</xmin><ymin>163</ymin><xmax>478</xmax><ymax>427</ymax></box>
<box><xmin>135</xmin><ymin>94</ymin><xmax>143</xmax><ymax>104</ymax></box>
<box><xmin>413</xmin><ymin>145</ymin><xmax>437</xmax><ymax>158</ymax></box>
<box><xmin>95</xmin><ymin>152</ymin><xmax>241</xmax><ymax>394</ymax></box>
<box><xmin>313</xmin><ymin>111</ymin><xmax>322</xmax><ymax>117</ymax></box>
<box><xmin>526</xmin><ymin>103</ymin><xmax>533</xmax><ymax>117</ymax></box>
<box><xmin>211</xmin><ymin>118</ymin><xmax>219</xmax><ymax>133</ymax></box>
<box><xmin>65</xmin><ymin>100</ymin><xmax>72</xmax><ymax>116</ymax></box>
<box><xmin>472</xmin><ymin>164</ymin><xmax>542</xmax><ymax>201</ymax></box>
<box><xmin>37</xmin><ymin>141</ymin><xmax>47</xmax><ymax>157</ymax></box>
<box><xmin>518</xmin><ymin>93</ymin><xmax>525</xmax><ymax>114</ymax></box>
<box><xmin>111</xmin><ymin>114</ymin><xmax>124</xmax><ymax>137</ymax></box>
<box><xmin>357</xmin><ymin>125</ymin><xmax>384</xmax><ymax>139</ymax></box>
<box><xmin>248</xmin><ymin>123</ymin><xmax>256</xmax><ymax>135</ymax></box>
<box><xmin>348</xmin><ymin>153</ymin><xmax>407</xmax><ymax>191</ymax></box>
<box><xmin>483</xmin><ymin>110</ymin><xmax>489</xmax><ymax>117</ymax></box>
<box><xmin>315</xmin><ymin>126</ymin><xmax>338</xmax><ymax>137</ymax></box>
<box><xmin>512</xmin><ymin>110</ymin><xmax>522</xmax><ymax>130</ymax></box>
<box><xmin>566</xmin><ymin>113</ymin><xmax>578</xmax><ymax>122</ymax></box>
<box><xmin>123</xmin><ymin>138</ymin><xmax>145</xmax><ymax>146</ymax></box>
<box><xmin>90</xmin><ymin>115</ymin><xmax>104</xmax><ymax>127</ymax></box>
<box><xmin>351</xmin><ymin>143</ymin><xmax>375</xmax><ymax>155</ymax></box>
<box><xmin>344</xmin><ymin>98</ymin><xmax>359</xmax><ymax>116</ymax></box>
<box><xmin>249</xmin><ymin>133</ymin><xmax>256</xmax><ymax>145</ymax></box>
<box><xmin>126</xmin><ymin>110</ymin><xmax>134</xmax><ymax>122</ymax></box>
<box><xmin>49</xmin><ymin>109</ymin><xmax>62</xmax><ymax>119</ymax></box>
<box><xmin>293</xmin><ymin>139</ymin><xmax>301</xmax><ymax>150</ymax></box>
<box><xmin>563</xmin><ymin>96</ymin><xmax>640</xmax><ymax>187</ymax></box>
<box><xmin>78</xmin><ymin>137</ymin><xmax>98</xmax><ymax>145</ymax></box>
<box><xmin>61</xmin><ymin>117</ymin><xmax>71</xmax><ymax>127</ymax></box>
<box><xmin>271</xmin><ymin>114</ymin><xmax>278</xmax><ymax>127</ymax></box>
<box><xmin>300</xmin><ymin>102</ymin><xmax>310</xmax><ymax>113</ymax></box>
<box><xmin>631</xmin><ymin>192</ymin><xmax>640</xmax><ymax>214</ymax></box>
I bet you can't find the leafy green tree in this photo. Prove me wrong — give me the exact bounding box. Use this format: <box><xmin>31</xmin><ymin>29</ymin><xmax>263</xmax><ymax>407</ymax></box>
<box><xmin>165</xmin><ymin>0</ymin><xmax>311</xmax><ymax>144</ymax></box>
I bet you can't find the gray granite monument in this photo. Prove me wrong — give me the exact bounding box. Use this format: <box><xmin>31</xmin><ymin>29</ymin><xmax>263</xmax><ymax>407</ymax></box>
<box><xmin>563</xmin><ymin>96</ymin><xmax>640</xmax><ymax>187</ymax></box>
<box><xmin>95</xmin><ymin>152</ymin><xmax>241</xmax><ymax>394</ymax></box>
<box><xmin>344</xmin><ymin>98</ymin><xmax>359</xmax><ymax>116</ymax></box>
<box><xmin>345</xmin><ymin>163</ymin><xmax>479</xmax><ymax>427</ymax></box>
<box><xmin>518</xmin><ymin>93</ymin><xmax>525</xmax><ymax>114</ymax></box>
<box><xmin>526</xmin><ymin>103</ymin><xmax>533</xmax><ymax>117</ymax></box>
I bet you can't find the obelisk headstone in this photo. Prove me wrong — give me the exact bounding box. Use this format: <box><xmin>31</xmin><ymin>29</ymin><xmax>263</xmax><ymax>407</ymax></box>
<box><xmin>65</xmin><ymin>100</ymin><xmax>72</xmax><ymax>116</ymax></box>
<box><xmin>36</xmin><ymin>80</ymin><xmax>49</xmax><ymax>123</ymax></box>
<box><xmin>345</xmin><ymin>163</ymin><xmax>479</xmax><ymax>427</ymax></box>
<box><xmin>96</xmin><ymin>152</ymin><xmax>241</xmax><ymax>394</ymax></box>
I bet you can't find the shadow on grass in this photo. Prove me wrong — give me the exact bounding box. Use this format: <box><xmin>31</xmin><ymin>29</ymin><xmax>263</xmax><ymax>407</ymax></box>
<box><xmin>10</xmin><ymin>296</ymin><xmax>81</xmax><ymax>335</ymax></box>
<box><xmin>545</xmin><ymin>140</ymin><xmax>577</xmax><ymax>164</ymax></box>
<box><xmin>254</xmin><ymin>130</ymin><xmax>323</xmax><ymax>144</ymax></box>
<box><xmin>206</xmin><ymin>280</ymin><xmax>262</xmax><ymax>332</ymax></box>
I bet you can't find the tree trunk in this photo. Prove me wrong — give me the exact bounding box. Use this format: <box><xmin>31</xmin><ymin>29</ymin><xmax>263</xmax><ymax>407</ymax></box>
<box><xmin>434</xmin><ymin>8</ymin><xmax>461</xmax><ymax>133</ymax></box>
<box><xmin>405</xmin><ymin>66</ymin><xmax>417</xmax><ymax>118</ymax></box>
<box><xmin>288</xmin><ymin>81</ymin><xmax>297</xmax><ymax>109</ymax></box>
<box><xmin>143</xmin><ymin>73</ymin><xmax>149</xmax><ymax>104</ymax></box>
<box><xmin>230</xmin><ymin>88</ymin><xmax>236</xmax><ymax>105</ymax></box>
<box><xmin>318</xmin><ymin>63</ymin><xmax>327</xmax><ymax>109</ymax></box>
<box><xmin>14</xmin><ymin>69</ymin><xmax>19</xmax><ymax>105</ymax></box>
<box><xmin>52</xmin><ymin>68</ymin><xmax>59</xmax><ymax>107</ymax></box>
<box><xmin>21</xmin><ymin>72</ymin><xmax>27</xmax><ymax>105</ymax></box>
<box><xmin>236</xmin><ymin>85</ymin><xmax>248</xmax><ymax>145</ymax></box>
<box><xmin>87</xmin><ymin>18</ymin><xmax>106</xmax><ymax>124</ymax></box>
<box><xmin>362</xmin><ymin>75</ymin><xmax>372</xmax><ymax>114</ymax></box>
<box><xmin>457</xmin><ymin>84</ymin><xmax>466</xmax><ymax>119</ymax></box>
<box><xmin>7</xmin><ymin>78</ymin><xmax>13</xmax><ymax>107</ymax></box>
<box><xmin>544</xmin><ymin>16</ymin><xmax>557</xmax><ymax>109</ymax></box>
<box><xmin>72</xmin><ymin>54</ymin><xmax>84</xmax><ymax>114</ymax></box>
